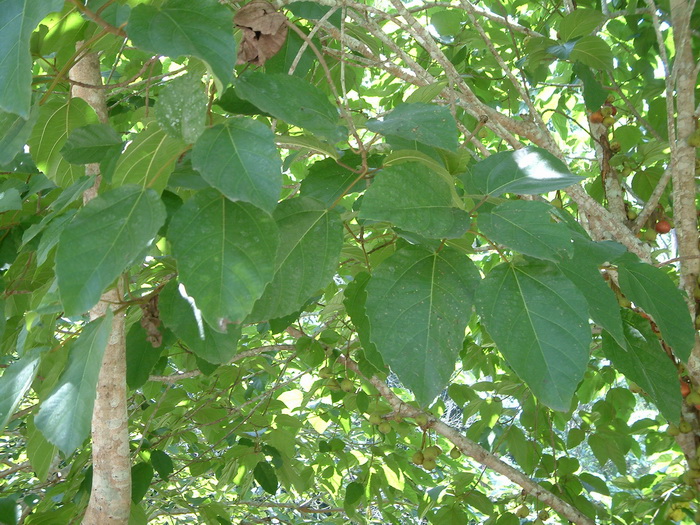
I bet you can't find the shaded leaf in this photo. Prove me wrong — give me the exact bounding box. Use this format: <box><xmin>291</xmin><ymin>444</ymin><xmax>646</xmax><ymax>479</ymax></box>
<box><xmin>0</xmin><ymin>188</ymin><xmax>23</xmax><ymax>213</ymax></box>
<box><xmin>366</xmin><ymin>246</ymin><xmax>481</xmax><ymax>405</ymax></box>
<box><xmin>0</xmin><ymin>106</ymin><xmax>39</xmax><ymax>164</ymax></box>
<box><xmin>344</xmin><ymin>272</ymin><xmax>386</xmax><ymax>373</ymax></box>
<box><xmin>235</xmin><ymin>72</ymin><xmax>346</xmax><ymax>143</ymax></box>
<box><xmin>125</xmin><ymin>322</ymin><xmax>163</xmax><ymax>390</ymax></box>
<box><xmin>60</xmin><ymin>124</ymin><xmax>122</xmax><ymax>164</ymax></box>
<box><xmin>366</xmin><ymin>103</ymin><xmax>459</xmax><ymax>152</ymax></box>
<box><xmin>34</xmin><ymin>312</ymin><xmax>113</xmax><ymax>455</ymax></box>
<box><xmin>250</xmin><ymin>197</ymin><xmax>343</xmax><ymax>320</ymax></box>
<box><xmin>150</xmin><ymin>449</ymin><xmax>174</xmax><ymax>479</ymax></box>
<box><xmin>359</xmin><ymin>162</ymin><xmax>469</xmax><ymax>239</ymax></box>
<box><xmin>192</xmin><ymin>118</ymin><xmax>282</xmax><ymax>213</ymax></box>
<box><xmin>299</xmin><ymin>158</ymin><xmax>361</xmax><ymax>207</ymax></box>
<box><xmin>617</xmin><ymin>262</ymin><xmax>695</xmax><ymax>362</ymax></box>
<box><xmin>254</xmin><ymin>461</ymin><xmax>278</xmax><ymax>494</ymax></box>
<box><xmin>131</xmin><ymin>462</ymin><xmax>154</xmax><ymax>503</ymax></box>
<box><xmin>26</xmin><ymin>416</ymin><xmax>56</xmax><ymax>482</ymax></box>
<box><xmin>0</xmin><ymin>349</ymin><xmax>42</xmax><ymax>432</ymax></box>
<box><xmin>169</xmin><ymin>189</ymin><xmax>278</xmax><ymax>329</ymax></box>
<box><xmin>56</xmin><ymin>186</ymin><xmax>166</xmax><ymax>316</ymax></box>
<box><xmin>126</xmin><ymin>0</ymin><xmax>237</xmax><ymax>86</ymax></box>
<box><xmin>477</xmin><ymin>200</ymin><xmax>573</xmax><ymax>261</ymax></box>
<box><xmin>344</xmin><ymin>481</ymin><xmax>364</xmax><ymax>509</ymax></box>
<box><xmin>475</xmin><ymin>260</ymin><xmax>591</xmax><ymax>411</ymax></box>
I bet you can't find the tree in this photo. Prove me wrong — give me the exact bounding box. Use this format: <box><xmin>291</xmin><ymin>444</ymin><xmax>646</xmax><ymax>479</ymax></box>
<box><xmin>0</xmin><ymin>0</ymin><xmax>698</xmax><ymax>523</ymax></box>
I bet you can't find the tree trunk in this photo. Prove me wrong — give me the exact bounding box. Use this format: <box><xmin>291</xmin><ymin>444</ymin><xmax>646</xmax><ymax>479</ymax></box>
<box><xmin>69</xmin><ymin>48</ymin><xmax>132</xmax><ymax>524</ymax></box>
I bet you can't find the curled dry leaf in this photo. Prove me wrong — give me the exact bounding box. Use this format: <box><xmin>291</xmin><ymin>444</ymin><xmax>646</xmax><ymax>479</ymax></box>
<box><xmin>140</xmin><ymin>294</ymin><xmax>163</xmax><ymax>347</ymax></box>
<box><xmin>234</xmin><ymin>0</ymin><xmax>288</xmax><ymax>66</ymax></box>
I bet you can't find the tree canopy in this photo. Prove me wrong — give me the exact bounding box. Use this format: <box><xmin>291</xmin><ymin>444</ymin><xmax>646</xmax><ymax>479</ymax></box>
<box><xmin>0</xmin><ymin>0</ymin><xmax>699</xmax><ymax>523</ymax></box>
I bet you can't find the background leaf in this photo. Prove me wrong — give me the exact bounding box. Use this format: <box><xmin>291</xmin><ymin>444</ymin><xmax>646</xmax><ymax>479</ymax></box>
<box><xmin>475</xmin><ymin>260</ymin><xmax>591</xmax><ymax>411</ymax></box>
<box><xmin>0</xmin><ymin>349</ymin><xmax>42</xmax><ymax>432</ymax></box>
<box><xmin>254</xmin><ymin>461</ymin><xmax>278</xmax><ymax>494</ymax></box>
<box><xmin>60</xmin><ymin>124</ymin><xmax>122</xmax><ymax>165</ymax></box>
<box><xmin>169</xmin><ymin>189</ymin><xmax>279</xmax><ymax>329</ymax></box>
<box><xmin>155</xmin><ymin>73</ymin><xmax>207</xmax><ymax>144</ymax></box>
<box><xmin>34</xmin><ymin>312</ymin><xmax>113</xmax><ymax>455</ymax></box>
<box><xmin>0</xmin><ymin>106</ymin><xmax>39</xmax><ymax>164</ymax></box>
<box><xmin>192</xmin><ymin>118</ymin><xmax>282</xmax><ymax>213</ymax></box>
<box><xmin>558</xmin><ymin>10</ymin><xmax>604</xmax><ymax>41</ymax></box>
<box><xmin>570</xmin><ymin>36</ymin><xmax>613</xmax><ymax>71</ymax></box>
<box><xmin>56</xmin><ymin>186</ymin><xmax>166</xmax><ymax>316</ymax></box>
<box><xmin>126</xmin><ymin>0</ymin><xmax>237</xmax><ymax>86</ymax></box>
<box><xmin>366</xmin><ymin>246</ymin><xmax>481</xmax><ymax>405</ymax></box>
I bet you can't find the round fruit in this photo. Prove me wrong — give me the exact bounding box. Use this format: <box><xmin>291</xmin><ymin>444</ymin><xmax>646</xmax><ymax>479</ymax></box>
<box><xmin>319</xmin><ymin>366</ymin><xmax>333</xmax><ymax>379</ymax></box>
<box><xmin>602</xmin><ymin>116</ymin><xmax>616</xmax><ymax>127</ymax></box>
<box><xmin>606</xmin><ymin>94</ymin><xmax>615</xmax><ymax>104</ymax></box>
<box><xmin>685</xmin><ymin>391</ymin><xmax>700</xmax><ymax>406</ymax></box>
<box><xmin>538</xmin><ymin>509</ymin><xmax>550</xmax><ymax>520</ymax></box>
<box><xmin>339</xmin><ymin>378</ymin><xmax>355</xmax><ymax>393</ymax></box>
<box><xmin>423</xmin><ymin>445</ymin><xmax>443</xmax><ymax>460</ymax></box>
<box><xmin>626</xmin><ymin>208</ymin><xmax>638</xmax><ymax>220</ymax></box>
<box><xmin>610</xmin><ymin>141</ymin><xmax>621</xmax><ymax>152</ymax></box>
<box><xmin>601</xmin><ymin>106</ymin><xmax>613</xmax><ymax>117</ymax></box>
<box><xmin>679</xmin><ymin>420</ymin><xmax>692</xmax><ymax>433</ymax></box>
<box><xmin>655</xmin><ymin>219</ymin><xmax>672</xmax><ymax>233</ymax></box>
<box><xmin>515</xmin><ymin>505</ymin><xmax>530</xmax><ymax>518</ymax></box>
<box><xmin>368</xmin><ymin>413</ymin><xmax>382</xmax><ymax>425</ymax></box>
<box><xmin>681</xmin><ymin>381</ymin><xmax>692</xmax><ymax>397</ymax></box>
<box><xmin>449</xmin><ymin>447</ymin><xmax>461</xmax><ymax>459</ymax></box>
<box><xmin>411</xmin><ymin>451</ymin><xmax>425</xmax><ymax>465</ymax></box>
<box><xmin>669</xmin><ymin>508</ymin><xmax>684</xmax><ymax>521</ymax></box>
<box><xmin>589</xmin><ymin>111</ymin><xmax>604</xmax><ymax>123</ymax></box>
<box><xmin>422</xmin><ymin>458</ymin><xmax>437</xmax><ymax>470</ymax></box>
<box><xmin>642</xmin><ymin>229</ymin><xmax>657</xmax><ymax>242</ymax></box>
<box><xmin>668</xmin><ymin>423</ymin><xmax>681</xmax><ymax>436</ymax></box>
<box><xmin>377</xmin><ymin>421</ymin><xmax>392</xmax><ymax>434</ymax></box>
<box><xmin>415</xmin><ymin>414</ymin><xmax>429</xmax><ymax>427</ymax></box>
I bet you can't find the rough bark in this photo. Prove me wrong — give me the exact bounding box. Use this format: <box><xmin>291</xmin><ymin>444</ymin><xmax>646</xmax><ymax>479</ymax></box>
<box><xmin>69</xmin><ymin>48</ymin><xmax>132</xmax><ymax>524</ymax></box>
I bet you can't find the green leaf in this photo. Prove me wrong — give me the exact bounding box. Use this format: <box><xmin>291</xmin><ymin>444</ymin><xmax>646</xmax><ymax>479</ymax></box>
<box><xmin>254</xmin><ymin>461</ymin><xmax>278</xmax><ymax>494</ymax></box>
<box><xmin>126</xmin><ymin>0</ymin><xmax>236</xmax><ymax>86</ymax></box>
<box><xmin>28</xmin><ymin>98</ymin><xmax>99</xmax><ymax>185</ymax></box>
<box><xmin>250</xmin><ymin>197</ymin><xmax>343</xmax><ymax>321</ymax></box>
<box><xmin>0</xmin><ymin>188</ymin><xmax>23</xmax><ymax>213</ymax></box>
<box><xmin>0</xmin><ymin>497</ymin><xmax>19</xmax><ymax>525</ymax></box>
<box><xmin>572</xmin><ymin>62</ymin><xmax>608</xmax><ymax>111</ymax></box>
<box><xmin>131</xmin><ymin>462</ymin><xmax>154</xmax><ymax>503</ymax></box>
<box><xmin>570</xmin><ymin>36</ymin><xmax>613</xmax><ymax>71</ymax></box>
<box><xmin>344</xmin><ymin>272</ymin><xmax>386</xmax><ymax>373</ymax></box>
<box><xmin>359</xmin><ymin>162</ymin><xmax>469</xmax><ymax>239</ymax></box>
<box><xmin>431</xmin><ymin>11</ymin><xmax>464</xmax><ymax>36</ymax></box>
<box><xmin>60</xmin><ymin>124</ymin><xmax>122</xmax><ymax>164</ymax></box>
<box><xmin>366</xmin><ymin>246</ymin><xmax>481</xmax><ymax>405</ymax></box>
<box><xmin>475</xmin><ymin>260</ymin><xmax>591</xmax><ymax>411</ymax></box>
<box><xmin>602</xmin><ymin>311</ymin><xmax>681</xmax><ymax>424</ymax></box>
<box><xmin>477</xmin><ymin>201</ymin><xmax>573</xmax><ymax>261</ymax></box>
<box><xmin>366</xmin><ymin>103</ymin><xmax>459</xmax><ymax>152</ymax></box>
<box><xmin>155</xmin><ymin>73</ymin><xmax>207</xmax><ymax>144</ymax></box>
<box><xmin>34</xmin><ymin>312</ymin><xmax>113</xmax><ymax>455</ymax></box>
<box><xmin>405</xmin><ymin>82</ymin><xmax>448</xmax><ymax>104</ymax></box>
<box><xmin>26</xmin><ymin>416</ymin><xmax>57</xmax><ymax>482</ymax></box>
<box><xmin>617</xmin><ymin>262</ymin><xmax>695</xmax><ymax>362</ymax></box>
<box><xmin>169</xmin><ymin>189</ymin><xmax>278</xmax><ymax>329</ymax></box>
<box><xmin>286</xmin><ymin>2</ymin><xmax>342</xmax><ymax>26</ymax></box>
<box><xmin>191</xmin><ymin>118</ymin><xmax>282</xmax><ymax>213</ymax></box>
<box><xmin>235</xmin><ymin>72</ymin><xmax>346</xmax><ymax>143</ymax></box>
<box><xmin>159</xmin><ymin>280</ymin><xmax>241</xmax><ymax>364</ymax></box>
<box><xmin>344</xmin><ymin>481</ymin><xmax>364</xmax><ymax>509</ymax></box>
<box><xmin>56</xmin><ymin>186</ymin><xmax>166</xmax><ymax>316</ymax></box>
<box><xmin>0</xmin><ymin>349</ymin><xmax>42</xmax><ymax>432</ymax></box>
<box><xmin>125</xmin><ymin>323</ymin><xmax>163</xmax><ymax>390</ymax></box>
<box><xmin>467</xmin><ymin>146</ymin><xmax>585</xmax><ymax>197</ymax></box>
<box><xmin>0</xmin><ymin>106</ymin><xmax>39</xmax><ymax>164</ymax></box>
<box><xmin>558</xmin><ymin>10</ymin><xmax>604</xmax><ymax>41</ymax></box>
<box><xmin>112</xmin><ymin>124</ymin><xmax>186</xmax><ymax>194</ymax></box>
<box><xmin>299</xmin><ymin>158</ymin><xmax>361</xmax><ymax>207</ymax></box>
<box><xmin>150</xmin><ymin>449</ymin><xmax>174</xmax><ymax>479</ymax></box>
<box><xmin>0</xmin><ymin>0</ymin><xmax>63</xmax><ymax>118</ymax></box>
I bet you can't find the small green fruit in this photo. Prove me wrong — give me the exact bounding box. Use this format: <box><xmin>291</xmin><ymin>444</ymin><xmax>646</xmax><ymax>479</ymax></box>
<box><xmin>626</xmin><ymin>208</ymin><xmax>638</xmax><ymax>220</ymax></box>
<box><xmin>449</xmin><ymin>447</ymin><xmax>461</xmax><ymax>459</ymax></box>
<box><xmin>414</xmin><ymin>414</ymin><xmax>429</xmax><ymax>427</ymax></box>
<box><xmin>667</xmin><ymin>424</ymin><xmax>681</xmax><ymax>436</ymax></box>
<box><xmin>377</xmin><ymin>421</ymin><xmax>392</xmax><ymax>434</ymax></box>
<box><xmin>538</xmin><ymin>509</ymin><xmax>550</xmax><ymax>520</ymax></box>
<box><xmin>368</xmin><ymin>413</ymin><xmax>382</xmax><ymax>425</ymax></box>
<box><xmin>411</xmin><ymin>451</ymin><xmax>424</xmax><ymax>465</ymax></box>
<box><xmin>601</xmin><ymin>106</ymin><xmax>613</xmax><ymax>117</ymax></box>
<box><xmin>609</xmin><ymin>141</ymin><xmax>621</xmax><ymax>152</ymax></box>
<box><xmin>642</xmin><ymin>229</ymin><xmax>657</xmax><ymax>242</ymax></box>
<box><xmin>515</xmin><ymin>505</ymin><xmax>529</xmax><ymax>518</ymax></box>
<box><xmin>679</xmin><ymin>420</ymin><xmax>693</xmax><ymax>433</ymax></box>
<box><xmin>685</xmin><ymin>391</ymin><xmax>700</xmax><ymax>406</ymax></box>
<box><xmin>423</xmin><ymin>445</ymin><xmax>443</xmax><ymax>460</ymax></box>
<box><xmin>339</xmin><ymin>378</ymin><xmax>355</xmax><ymax>393</ymax></box>
<box><xmin>422</xmin><ymin>458</ymin><xmax>437</xmax><ymax>470</ymax></box>
<box><xmin>606</xmin><ymin>94</ymin><xmax>615</xmax><ymax>104</ymax></box>
<box><xmin>319</xmin><ymin>366</ymin><xmax>333</xmax><ymax>379</ymax></box>
<box><xmin>602</xmin><ymin>116</ymin><xmax>616</xmax><ymax>127</ymax></box>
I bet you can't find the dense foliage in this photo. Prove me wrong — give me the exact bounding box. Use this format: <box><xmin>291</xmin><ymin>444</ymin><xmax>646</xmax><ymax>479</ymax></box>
<box><xmin>0</xmin><ymin>0</ymin><xmax>699</xmax><ymax>523</ymax></box>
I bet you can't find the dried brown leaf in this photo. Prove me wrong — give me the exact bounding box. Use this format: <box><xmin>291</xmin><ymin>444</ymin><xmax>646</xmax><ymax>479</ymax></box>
<box><xmin>235</xmin><ymin>0</ymin><xmax>288</xmax><ymax>66</ymax></box>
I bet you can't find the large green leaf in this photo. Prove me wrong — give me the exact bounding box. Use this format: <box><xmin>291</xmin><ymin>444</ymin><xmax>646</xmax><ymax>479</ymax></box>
<box><xmin>249</xmin><ymin>197</ymin><xmax>343</xmax><ymax>321</ymax></box>
<box><xmin>365</xmin><ymin>246</ymin><xmax>481</xmax><ymax>405</ymax></box>
<box><xmin>617</xmin><ymin>262</ymin><xmax>695</xmax><ymax>362</ymax></box>
<box><xmin>112</xmin><ymin>124</ymin><xmax>186</xmax><ymax>194</ymax></box>
<box><xmin>570</xmin><ymin>36</ymin><xmax>613</xmax><ymax>71</ymax></box>
<box><xmin>26</xmin><ymin>417</ymin><xmax>57</xmax><ymax>482</ymax></box>
<box><xmin>466</xmin><ymin>146</ymin><xmax>585</xmax><ymax>197</ymax></box>
<box><xmin>191</xmin><ymin>118</ymin><xmax>282</xmax><ymax>213</ymax></box>
<box><xmin>254</xmin><ymin>461</ymin><xmax>278</xmax><ymax>495</ymax></box>
<box><xmin>477</xmin><ymin>201</ymin><xmax>573</xmax><ymax>261</ymax></box>
<box><xmin>34</xmin><ymin>312</ymin><xmax>113</xmax><ymax>455</ymax></box>
<box><xmin>126</xmin><ymin>0</ymin><xmax>236</xmax><ymax>86</ymax></box>
<box><xmin>475</xmin><ymin>260</ymin><xmax>591</xmax><ymax>411</ymax></box>
<box><xmin>235</xmin><ymin>72</ymin><xmax>346</xmax><ymax>143</ymax></box>
<box><xmin>155</xmin><ymin>73</ymin><xmax>207</xmax><ymax>144</ymax></box>
<box><xmin>0</xmin><ymin>106</ymin><xmax>39</xmax><ymax>164</ymax></box>
<box><xmin>56</xmin><ymin>186</ymin><xmax>166</xmax><ymax>316</ymax></box>
<box><xmin>299</xmin><ymin>158</ymin><xmax>361</xmax><ymax>207</ymax></box>
<box><xmin>602</xmin><ymin>311</ymin><xmax>681</xmax><ymax>424</ymax></box>
<box><xmin>558</xmin><ymin>10</ymin><xmax>604</xmax><ymax>41</ymax></box>
<box><xmin>125</xmin><ymin>322</ymin><xmax>164</xmax><ymax>390</ymax></box>
<box><xmin>0</xmin><ymin>348</ymin><xmax>42</xmax><ymax>432</ymax></box>
<box><xmin>0</xmin><ymin>0</ymin><xmax>63</xmax><ymax>118</ymax></box>
<box><xmin>159</xmin><ymin>280</ymin><xmax>241</xmax><ymax>364</ymax></box>
<box><xmin>60</xmin><ymin>124</ymin><xmax>122</xmax><ymax>165</ymax></box>
<box><xmin>344</xmin><ymin>272</ymin><xmax>386</xmax><ymax>374</ymax></box>
<box><xmin>27</xmin><ymin>98</ymin><xmax>99</xmax><ymax>185</ymax></box>
<box><xmin>366</xmin><ymin>103</ymin><xmax>459</xmax><ymax>152</ymax></box>
<box><xmin>359</xmin><ymin>162</ymin><xmax>469</xmax><ymax>239</ymax></box>
<box><xmin>169</xmin><ymin>189</ymin><xmax>279</xmax><ymax>330</ymax></box>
